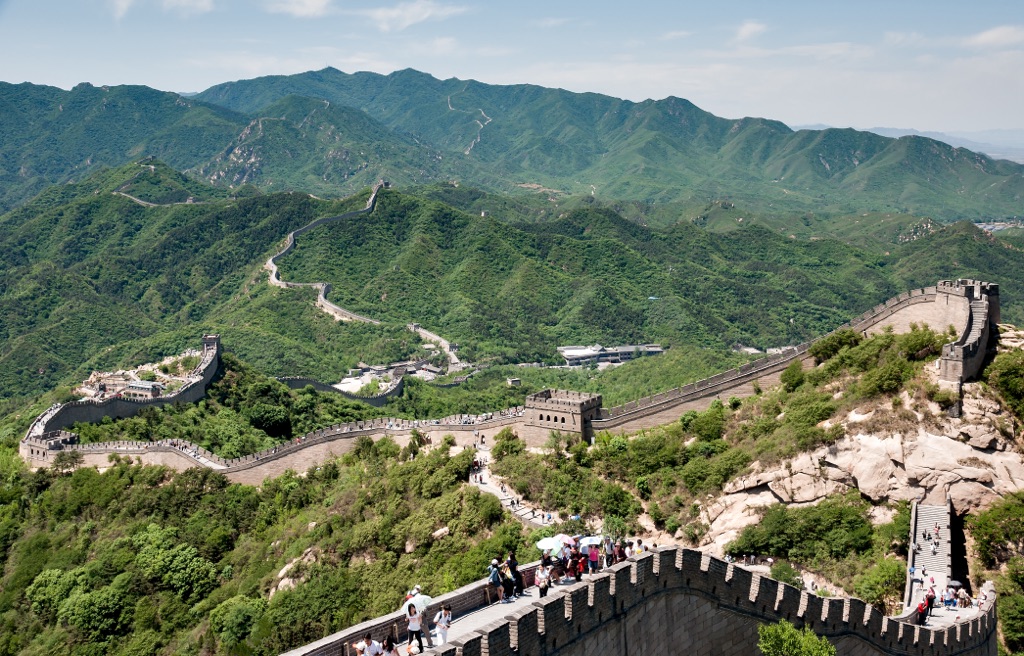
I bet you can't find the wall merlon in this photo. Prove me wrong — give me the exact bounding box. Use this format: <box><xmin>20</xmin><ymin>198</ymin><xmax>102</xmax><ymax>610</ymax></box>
<box><xmin>478</xmin><ymin>619</ymin><xmax>511</xmax><ymax>656</ymax></box>
<box><xmin>450</xmin><ymin>633</ymin><xmax>481</xmax><ymax>656</ymax></box>
<box><xmin>509</xmin><ymin>606</ymin><xmax>540</xmax><ymax>655</ymax></box>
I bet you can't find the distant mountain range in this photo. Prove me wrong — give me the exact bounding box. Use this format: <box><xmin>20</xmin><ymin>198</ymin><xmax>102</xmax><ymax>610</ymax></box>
<box><xmin>793</xmin><ymin>124</ymin><xmax>1024</xmax><ymax>165</ymax></box>
<box><xmin>1</xmin><ymin>68</ymin><xmax>1023</xmax><ymax>221</ymax></box>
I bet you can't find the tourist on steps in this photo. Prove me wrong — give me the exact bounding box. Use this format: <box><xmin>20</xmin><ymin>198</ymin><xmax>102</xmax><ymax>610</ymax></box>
<box><xmin>488</xmin><ymin>559</ymin><xmax>506</xmax><ymax>603</ymax></box>
<box><xmin>381</xmin><ymin>636</ymin><xmax>400</xmax><ymax>656</ymax></box>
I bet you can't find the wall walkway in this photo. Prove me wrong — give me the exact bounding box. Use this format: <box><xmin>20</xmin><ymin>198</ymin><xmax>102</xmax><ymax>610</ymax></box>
<box><xmin>284</xmin><ymin>547</ymin><xmax>997</xmax><ymax>656</ymax></box>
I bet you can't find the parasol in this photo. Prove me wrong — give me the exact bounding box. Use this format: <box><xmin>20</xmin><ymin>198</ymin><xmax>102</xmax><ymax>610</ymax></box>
<box><xmin>401</xmin><ymin>593</ymin><xmax>433</xmax><ymax>614</ymax></box>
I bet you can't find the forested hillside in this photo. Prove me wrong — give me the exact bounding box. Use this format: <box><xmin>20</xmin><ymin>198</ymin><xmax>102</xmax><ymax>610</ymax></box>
<box><xmin>195</xmin><ymin>67</ymin><xmax>1024</xmax><ymax>221</ymax></box>
<box><xmin>2</xmin><ymin>161</ymin><xmax>1022</xmax><ymax>407</ymax></box>
<box><xmin>2</xmin><ymin>69</ymin><xmax>1023</xmax><ymax>220</ymax></box>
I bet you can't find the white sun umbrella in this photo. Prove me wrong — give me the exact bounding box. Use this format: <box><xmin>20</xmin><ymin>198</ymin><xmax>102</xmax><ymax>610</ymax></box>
<box><xmin>401</xmin><ymin>593</ymin><xmax>433</xmax><ymax>614</ymax></box>
<box><xmin>536</xmin><ymin>536</ymin><xmax>564</xmax><ymax>552</ymax></box>
<box><xmin>579</xmin><ymin>536</ymin><xmax>603</xmax><ymax>547</ymax></box>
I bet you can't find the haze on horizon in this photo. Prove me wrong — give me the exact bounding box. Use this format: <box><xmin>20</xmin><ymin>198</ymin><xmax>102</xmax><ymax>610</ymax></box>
<box><xmin>0</xmin><ymin>0</ymin><xmax>1022</xmax><ymax>135</ymax></box>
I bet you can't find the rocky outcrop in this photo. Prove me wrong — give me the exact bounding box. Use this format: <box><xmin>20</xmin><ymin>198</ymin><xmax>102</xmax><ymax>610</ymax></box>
<box><xmin>701</xmin><ymin>374</ymin><xmax>1022</xmax><ymax>554</ymax></box>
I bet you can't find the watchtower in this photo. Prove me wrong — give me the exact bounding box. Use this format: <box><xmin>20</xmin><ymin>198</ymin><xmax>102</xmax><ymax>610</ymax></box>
<box><xmin>202</xmin><ymin>334</ymin><xmax>221</xmax><ymax>353</ymax></box>
<box><xmin>521</xmin><ymin>389</ymin><xmax>603</xmax><ymax>446</ymax></box>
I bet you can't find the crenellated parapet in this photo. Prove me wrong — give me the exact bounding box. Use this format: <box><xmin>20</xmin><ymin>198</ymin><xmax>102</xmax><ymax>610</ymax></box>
<box><xmin>282</xmin><ymin>547</ymin><xmax>997</xmax><ymax>656</ymax></box>
<box><xmin>937</xmin><ymin>280</ymin><xmax>1000</xmax><ymax>393</ymax></box>
<box><xmin>20</xmin><ymin>336</ymin><xmax>222</xmax><ymax>466</ymax></box>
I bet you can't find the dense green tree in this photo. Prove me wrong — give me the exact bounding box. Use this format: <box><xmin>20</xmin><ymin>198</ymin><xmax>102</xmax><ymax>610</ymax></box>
<box><xmin>758</xmin><ymin>620</ymin><xmax>836</xmax><ymax>656</ymax></box>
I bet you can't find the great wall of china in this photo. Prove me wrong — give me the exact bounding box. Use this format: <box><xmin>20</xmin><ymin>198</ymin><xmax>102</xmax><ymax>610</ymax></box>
<box><xmin>20</xmin><ymin>279</ymin><xmax>1000</xmax><ymax>487</ymax></box>
<box><xmin>16</xmin><ymin>278</ymin><xmax>1004</xmax><ymax>654</ymax></box>
<box><xmin>285</xmin><ymin>546</ymin><xmax>998</xmax><ymax>656</ymax></box>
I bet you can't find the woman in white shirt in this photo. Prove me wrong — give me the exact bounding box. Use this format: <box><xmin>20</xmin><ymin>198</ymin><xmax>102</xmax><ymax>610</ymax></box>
<box><xmin>406</xmin><ymin>605</ymin><xmax>424</xmax><ymax>654</ymax></box>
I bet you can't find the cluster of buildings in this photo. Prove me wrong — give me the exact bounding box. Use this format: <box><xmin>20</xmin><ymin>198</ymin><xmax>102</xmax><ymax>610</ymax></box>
<box><xmin>556</xmin><ymin>343</ymin><xmax>664</xmax><ymax>367</ymax></box>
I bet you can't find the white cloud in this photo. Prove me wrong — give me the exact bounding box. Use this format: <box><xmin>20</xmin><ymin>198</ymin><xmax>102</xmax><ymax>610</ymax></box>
<box><xmin>660</xmin><ymin>30</ymin><xmax>691</xmax><ymax>41</ymax></box>
<box><xmin>884</xmin><ymin>31</ymin><xmax>927</xmax><ymax>47</ymax></box>
<box><xmin>111</xmin><ymin>0</ymin><xmax>213</xmax><ymax>18</ymax></box>
<box><xmin>111</xmin><ymin>0</ymin><xmax>136</xmax><ymax>19</ymax></box>
<box><xmin>265</xmin><ymin>0</ymin><xmax>333</xmax><ymax>18</ymax></box>
<box><xmin>536</xmin><ymin>17</ymin><xmax>569</xmax><ymax>29</ymax></box>
<box><xmin>360</xmin><ymin>0</ymin><xmax>468</xmax><ymax>33</ymax></box>
<box><xmin>163</xmin><ymin>0</ymin><xmax>213</xmax><ymax>15</ymax></box>
<box><xmin>734</xmin><ymin>20</ymin><xmax>766</xmax><ymax>43</ymax></box>
<box><xmin>963</xmin><ymin>25</ymin><xmax>1024</xmax><ymax>48</ymax></box>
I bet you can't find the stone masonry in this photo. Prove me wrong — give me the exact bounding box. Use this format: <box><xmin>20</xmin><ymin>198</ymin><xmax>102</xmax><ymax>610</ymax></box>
<box><xmin>283</xmin><ymin>547</ymin><xmax>997</xmax><ymax>656</ymax></box>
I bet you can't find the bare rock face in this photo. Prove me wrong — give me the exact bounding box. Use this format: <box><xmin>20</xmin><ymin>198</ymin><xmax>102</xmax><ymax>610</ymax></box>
<box><xmin>700</xmin><ymin>380</ymin><xmax>1022</xmax><ymax>555</ymax></box>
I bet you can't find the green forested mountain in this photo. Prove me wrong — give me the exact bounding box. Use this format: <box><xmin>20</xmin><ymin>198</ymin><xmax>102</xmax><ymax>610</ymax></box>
<box><xmin>2</xmin><ymin>70</ymin><xmax>1023</xmax><ymax>220</ymax></box>
<box><xmin>0</xmin><ymin>162</ymin><xmax>420</xmax><ymax>404</ymax></box>
<box><xmin>0</xmin><ymin>81</ymin><xmax>247</xmax><ymax>211</ymax></box>
<box><xmin>191</xmin><ymin>95</ymin><xmax>474</xmax><ymax>194</ymax></box>
<box><xmin>195</xmin><ymin>67</ymin><xmax>1024</xmax><ymax>221</ymax></box>
<box><xmin>2</xmin><ymin>161</ymin><xmax>1022</xmax><ymax>406</ymax></box>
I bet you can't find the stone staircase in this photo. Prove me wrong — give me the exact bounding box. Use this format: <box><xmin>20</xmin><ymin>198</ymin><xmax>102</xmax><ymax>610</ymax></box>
<box><xmin>906</xmin><ymin>502</ymin><xmax>951</xmax><ymax>608</ymax></box>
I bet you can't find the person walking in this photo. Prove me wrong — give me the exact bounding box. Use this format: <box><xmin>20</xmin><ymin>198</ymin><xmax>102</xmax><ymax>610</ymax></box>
<box><xmin>506</xmin><ymin>552</ymin><xmax>523</xmax><ymax>597</ymax></box>
<box><xmin>589</xmin><ymin>542</ymin><xmax>600</xmax><ymax>574</ymax></box>
<box><xmin>433</xmin><ymin>605</ymin><xmax>452</xmax><ymax>645</ymax></box>
<box><xmin>405</xmin><ymin>605</ymin><xmax>424</xmax><ymax>654</ymax></box>
<box><xmin>536</xmin><ymin>565</ymin><xmax>551</xmax><ymax>598</ymax></box>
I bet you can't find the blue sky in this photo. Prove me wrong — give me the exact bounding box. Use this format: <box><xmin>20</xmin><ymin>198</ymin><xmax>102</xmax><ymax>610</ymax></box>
<box><xmin>0</xmin><ymin>0</ymin><xmax>1022</xmax><ymax>132</ymax></box>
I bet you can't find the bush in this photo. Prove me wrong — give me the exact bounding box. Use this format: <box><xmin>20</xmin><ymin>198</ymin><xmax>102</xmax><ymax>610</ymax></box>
<box><xmin>758</xmin><ymin>620</ymin><xmax>836</xmax><ymax>656</ymax></box>
<box><xmin>770</xmin><ymin>561</ymin><xmax>803</xmax><ymax>589</ymax></box>
<box><xmin>853</xmin><ymin>557</ymin><xmax>906</xmax><ymax>611</ymax></box>
<box><xmin>689</xmin><ymin>401</ymin><xmax>725</xmax><ymax>441</ymax></box>
<box><xmin>988</xmin><ymin>350</ymin><xmax>1024</xmax><ymax>419</ymax></box>
<box><xmin>809</xmin><ymin>329</ymin><xmax>861</xmax><ymax>364</ymax></box>
<box><xmin>210</xmin><ymin>596</ymin><xmax>267</xmax><ymax>647</ymax></box>
<box><xmin>780</xmin><ymin>360</ymin><xmax>805</xmax><ymax>392</ymax></box>
<box><xmin>860</xmin><ymin>358</ymin><xmax>912</xmax><ymax>396</ymax></box>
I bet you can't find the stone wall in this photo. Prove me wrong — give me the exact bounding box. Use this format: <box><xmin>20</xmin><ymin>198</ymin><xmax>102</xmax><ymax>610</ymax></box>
<box><xmin>20</xmin><ymin>337</ymin><xmax>222</xmax><ymax>466</ymax></box>
<box><xmin>21</xmin><ymin>281</ymin><xmax>999</xmax><ymax>484</ymax></box>
<box><xmin>283</xmin><ymin>548</ymin><xmax>997</xmax><ymax>656</ymax></box>
<box><xmin>265</xmin><ymin>184</ymin><xmax>383</xmax><ymax>324</ymax></box>
<box><xmin>590</xmin><ymin>281</ymin><xmax>996</xmax><ymax>436</ymax></box>
<box><xmin>937</xmin><ymin>281</ymin><xmax>1000</xmax><ymax>392</ymax></box>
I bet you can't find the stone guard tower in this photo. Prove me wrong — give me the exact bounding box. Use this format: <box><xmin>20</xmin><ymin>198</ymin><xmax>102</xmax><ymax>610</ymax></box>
<box><xmin>521</xmin><ymin>389</ymin><xmax>603</xmax><ymax>446</ymax></box>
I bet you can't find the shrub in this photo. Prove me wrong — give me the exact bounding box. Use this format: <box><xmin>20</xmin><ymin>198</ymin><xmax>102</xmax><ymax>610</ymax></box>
<box><xmin>853</xmin><ymin>557</ymin><xmax>906</xmax><ymax>611</ymax></box>
<box><xmin>988</xmin><ymin>350</ymin><xmax>1024</xmax><ymax>419</ymax></box>
<box><xmin>689</xmin><ymin>401</ymin><xmax>725</xmax><ymax>441</ymax></box>
<box><xmin>860</xmin><ymin>358</ymin><xmax>912</xmax><ymax>396</ymax></box>
<box><xmin>809</xmin><ymin>329</ymin><xmax>861</xmax><ymax>364</ymax></box>
<box><xmin>770</xmin><ymin>561</ymin><xmax>803</xmax><ymax>589</ymax></box>
<box><xmin>780</xmin><ymin>360</ymin><xmax>805</xmax><ymax>392</ymax></box>
<box><xmin>758</xmin><ymin>620</ymin><xmax>836</xmax><ymax>656</ymax></box>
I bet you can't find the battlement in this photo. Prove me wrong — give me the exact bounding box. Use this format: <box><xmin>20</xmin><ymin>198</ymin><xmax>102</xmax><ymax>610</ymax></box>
<box><xmin>286</xmin><ymin>547</ymin><xmax>997</xmax><ymax>656</ymax></box>
<box><xmin>525</xmin><ymin>389</ymin><xmax>603</xmax><ymax>412</ymax></box>
<box><xmin>522</xmin><ymin>390</ymin><xmax>604</xmax><ymax>445</ymax></box>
